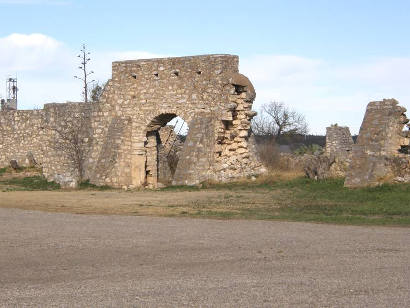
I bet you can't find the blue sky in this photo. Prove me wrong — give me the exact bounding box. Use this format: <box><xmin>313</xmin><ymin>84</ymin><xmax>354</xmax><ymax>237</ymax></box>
<box><xmin>1</xmin><ymin>0</ymin><xmax>410</xmax><ymax>134</ymax></box>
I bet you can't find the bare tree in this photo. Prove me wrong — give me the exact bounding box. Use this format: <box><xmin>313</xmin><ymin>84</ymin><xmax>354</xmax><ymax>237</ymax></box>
<box><xmin>252</xmin><ymin>101</ymin><xmax>308</xmax><ymax>138</ymax></box>
<box><xmin>74</xmin><ymin>44</ymin><xmax>95</xmax><ymax>103</ymax></box>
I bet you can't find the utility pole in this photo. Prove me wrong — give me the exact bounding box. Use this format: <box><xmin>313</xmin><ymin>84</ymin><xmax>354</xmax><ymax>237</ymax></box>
<box><xmin>74</xmin><ymin>44</ymin><xmax>94</xmax><ymax>103</ymax></box>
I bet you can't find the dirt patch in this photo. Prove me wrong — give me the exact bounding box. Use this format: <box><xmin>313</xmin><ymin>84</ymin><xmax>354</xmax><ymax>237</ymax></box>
<box><xmin>0</xmin><ymin>189</ymin><xmax>280</xmax><ymax>216</ymax></box>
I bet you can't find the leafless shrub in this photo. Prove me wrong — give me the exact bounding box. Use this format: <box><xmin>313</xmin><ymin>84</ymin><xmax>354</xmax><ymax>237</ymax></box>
<box><xmin>252</xmin><ymin>101</ymin><xmax>308</xmax><ymax>139</ymax></box>
<box><xmin>255</xmin><ymin>139</ymin><xmax>281</xmax><ymax>170</ymax></box>
<box><xmin>47</xmin><ymin>111</ymin><xmax>91</xmax><ymax>182</ymax></box>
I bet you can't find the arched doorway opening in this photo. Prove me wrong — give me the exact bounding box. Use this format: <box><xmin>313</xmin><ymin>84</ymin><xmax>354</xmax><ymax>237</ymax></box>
<box><xmin>144</xmin><ymin>113</ymin><xmax>189</xmax><ymax>188</ymax></box>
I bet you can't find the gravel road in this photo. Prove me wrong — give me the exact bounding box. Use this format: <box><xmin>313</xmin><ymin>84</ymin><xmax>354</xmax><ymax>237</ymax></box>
<box><xmin>0</xmin><ymin>208</ymin><xmax>409</xmax><ymax>307</ymax></box>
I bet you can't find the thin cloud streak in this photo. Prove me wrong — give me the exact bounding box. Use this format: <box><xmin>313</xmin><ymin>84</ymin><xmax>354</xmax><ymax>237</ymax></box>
<box><xmin>0</xmin><ymin>0</ymin><xmax>70</xmax><ymax>5</ymax></box>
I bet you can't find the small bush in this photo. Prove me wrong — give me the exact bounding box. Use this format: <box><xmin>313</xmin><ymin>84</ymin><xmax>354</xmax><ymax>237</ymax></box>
<box><xmin>294</xmin><ymin>144</ymin><xmax>323</xmax><ymax>155</ymax></box>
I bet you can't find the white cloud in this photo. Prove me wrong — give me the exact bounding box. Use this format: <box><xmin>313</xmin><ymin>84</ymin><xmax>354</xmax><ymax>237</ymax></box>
<box><xmin>241</xmin><ymin>55</ymin><xmax>410</xmax><ymax>134</ymax></box>
<box><xmin>1</xmin><ymin>33</ymin><xmax>409</xmax><ymax>135</ymax></box>
<box><xmin>0</xmin><ymin>33</ymin><xmax>162</xmax><ymax>109</ymax></box>
<box><xmin>0</xmin><ymin>0</ymin><xmax>69</xmax><ymax>5</ymax></box>
<box><xmin>0</xmin><ymin>33</ymin><xmax>67</xmax><ymax>71</ymax></box>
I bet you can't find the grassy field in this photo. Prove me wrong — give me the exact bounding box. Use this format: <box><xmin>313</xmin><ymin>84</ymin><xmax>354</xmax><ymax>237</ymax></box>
<box><xmin>0</xmin><ymin>173</ymin><xmax>409</xmax><ymax>226</ymax></box>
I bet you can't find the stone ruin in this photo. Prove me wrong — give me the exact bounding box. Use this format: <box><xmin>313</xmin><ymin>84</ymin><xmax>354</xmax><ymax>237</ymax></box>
<box><xmin>1</xmin><ymin>54</ymin><xmax>409</xmax><ymax>189</ymax></box>
<box><xmin>325</xmin><ymin>124</ymin><xmax>354</xmax><ymax>177</ymax></box>
<box><xmin>0</xmin><ymin>54</ymin><xmax>265</xmax><ymax>188</ymax></box>
<box><xmin>325</xmin><ymin>124</ymin><xmax>354</xmax><ymax>159</ymax></box>
<box><xmin>345</xmin><ymin>99</ymin><xmax>410</xmax><ymax>187</ymax></box>
<box><xmin>294</xmin><ymin>99</ymin><xmax>409</xmax><ymax>186</ymax></box>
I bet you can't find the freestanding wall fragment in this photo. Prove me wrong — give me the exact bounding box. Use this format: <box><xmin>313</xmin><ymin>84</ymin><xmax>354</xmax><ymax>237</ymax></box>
<box><xmin>325</xmin><ymin>124</ymin><xmax>354</xmax><ymax>177</ymax></box>
<box><xmin>325</xmin><ymin>124</ymin><xmax>353</xmax><ymax>159</ymax></box>
<box><xmin>344</xmin><ymin>99</ymin><xmax>410</xmax><ymax>187</ymax></box>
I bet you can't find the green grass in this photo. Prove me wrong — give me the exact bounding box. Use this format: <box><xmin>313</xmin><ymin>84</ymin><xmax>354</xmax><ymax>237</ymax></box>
<box><xmin>0</xmin><ymin>167</ymin><xmax>7</xmax><ymax>175</ymax></box>
<box><xmin>160</xmin><ymin>177</ymin><xmax>410</xmax><ymax>225</ymax></box>
<box><xmin>0</xmin><ymin>172</ymin><xmax>409</xmax><ymax>226</ymax></box>
<box><xmin>160</xmin><ymin>184</ymin><xmax>201</xmax><ymax>192</ymax></box>
<box><xmin>0</xmin><ymin>176</ymin><xmax>60</xmax><ymax>191</ymax></box>
<box><xmin>188</xmin><ymin>178</ymin><xmax>410</xmax><ymax>226</ymax></box>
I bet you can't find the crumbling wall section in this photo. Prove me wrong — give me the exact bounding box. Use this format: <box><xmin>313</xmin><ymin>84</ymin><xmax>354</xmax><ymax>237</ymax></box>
<box><xmin>213</xmin><ymin>73</ymin><xmax>265</xmax><ymax>182</ymax></box>
<box><xmin>325</xmin><ymin>124</ymin><xmax>354</xmax><ymax>177</ymax></box>
<box><xmin>325</xmin><ymin>125</ymin><xmax>353</xmax><ymax>158</ymax></box>
<box><xmin>345</xmin><ymin>99</ymin><xmax>410</xmax><ymax>187</ymax></box>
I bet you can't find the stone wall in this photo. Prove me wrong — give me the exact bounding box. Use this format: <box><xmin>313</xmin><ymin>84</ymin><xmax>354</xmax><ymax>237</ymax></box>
<box><xmin>41</xmin><ymin>103</ymin><xmax>92</xmax><ymax>188</ymax></box>
<box><xmin>0</xmin><ymin>109</ymin><xmax>45</xmax><ymax>167</ymax></box>
<box><xmin>85</xmin><ymin>54</ymin><xmax>264</xmax><ymax>188</ymax></box>
<box><xmin>345</xmin><ymin>99</ymin><xmax>410</xmax><ymax>187</ymax></box>
<box><xmin>325</xmin><ymin>124</ymin><xmax>354</xmax><ymax>177</ymax></box>
<box><xmin>0</xmin><ymin>54</ymin><xmax>265</xmax><ymax>188</ymax></box>
<box><xmin>325</xmin><ymin>125</ymin><xmax>353</xmax><ymax>158</ymax></box>
<box><xmin>157</xmin><ymin>126</ymin><xmax>183</xmax><ymax>185</ymax></box>
<box><xmin>0</xmin><ymin>102</ymin><xmax>92</xmax><ymax>187</ymax></box>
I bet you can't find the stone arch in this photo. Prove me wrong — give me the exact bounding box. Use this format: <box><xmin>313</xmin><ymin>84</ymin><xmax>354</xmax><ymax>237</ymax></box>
<box><xmin>133</xmin><ymin>111</ymin><xmax>191</xmax><ymax>188</ymax></box>
<box><xmin>91</xmin><ymin>55</ymin><xmax>265</xmax><ymax>189</ymax></box>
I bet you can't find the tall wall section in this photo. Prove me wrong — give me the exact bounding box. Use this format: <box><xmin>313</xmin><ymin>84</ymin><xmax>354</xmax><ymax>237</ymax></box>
<box><xmin>87</xmin><ymin>54</ymin><xmax>264</xmax><ymax>188</ymax></box>
<box><xmin>345</xmin><ymin>99</ymin><xmax>410</xmax><ymax>187</ymax></box>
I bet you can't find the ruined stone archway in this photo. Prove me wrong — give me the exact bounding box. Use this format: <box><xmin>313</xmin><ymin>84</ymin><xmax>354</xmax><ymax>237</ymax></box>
<box><xmin>89</xmin><ymin>54</ymin><xmax>266</xmax><ymax>188</ymax></box>
<box><xmin>143</xmin><ymin>113</ymin><xmax>190</xmax><ymax>188</ymax></box>
<box><xmin>0</xmin><ymin>54</ymin><xmax>266</xmax><ymax>188</ymax></box>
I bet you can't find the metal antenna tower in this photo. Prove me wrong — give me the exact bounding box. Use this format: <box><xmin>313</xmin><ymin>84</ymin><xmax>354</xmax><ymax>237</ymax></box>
<box><xmin>2</xmin><ymin>77</ymin><xmax>18</xmax><ymax>110</ymax></box>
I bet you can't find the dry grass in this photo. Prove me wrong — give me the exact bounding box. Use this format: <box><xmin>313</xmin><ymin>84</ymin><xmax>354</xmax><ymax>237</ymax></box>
<box><xmin>256</xmin><ymin>169</ymin><xmax>305</xmax><ymax>182</ymax></box>
<box><xmin>0</xmin><ymin>189</ymin><xmax>281</xmax><ymax>216</ymax></box>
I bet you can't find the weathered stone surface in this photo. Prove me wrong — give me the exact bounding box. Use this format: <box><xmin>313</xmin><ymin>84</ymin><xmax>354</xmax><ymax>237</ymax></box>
<box><xmin>0</xmin><ymin>54</ymin><xmax>265</xmax><ymax>188</ymax></box>
<box><xmin>304</xmin><ymin>155</ymin><xmax>334</xmax><ymax>180</ymax></box>
<box><xmin>345</xmin><ymin>99</ymin><xmax>410</xmax><ymax>187</ymax></box>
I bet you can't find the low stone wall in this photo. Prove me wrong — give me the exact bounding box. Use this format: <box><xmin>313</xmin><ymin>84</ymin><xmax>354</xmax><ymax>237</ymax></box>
<box><xmin>0</xmin><ymin>110</ymin><xmax>45</xmax><ymax>167</ymax></box>
<box><xmin>0</xmin><ymin>102</ymin><xmax>92</xmax><ymax>188</ymax></box>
